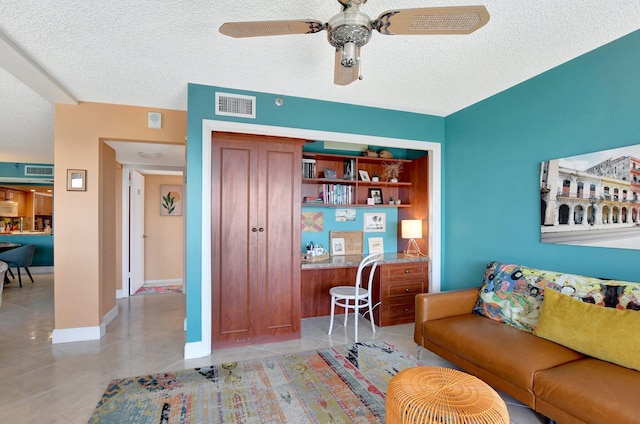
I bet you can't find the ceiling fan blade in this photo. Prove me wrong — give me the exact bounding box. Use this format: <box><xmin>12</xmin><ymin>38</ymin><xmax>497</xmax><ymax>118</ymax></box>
<box><xmin>334</xmin><ymin>49</ymin><xmax>360</xmax><ymax>86</ymax></box>
<box><xmin>374</xmin><ymin>6</ymin><xmax>489</xmax><ymax>35</ymax></box>
<box><xmin>219</xmin><ymin>20</ymin><xmax>325</xmax><ymax>38</ymax></box>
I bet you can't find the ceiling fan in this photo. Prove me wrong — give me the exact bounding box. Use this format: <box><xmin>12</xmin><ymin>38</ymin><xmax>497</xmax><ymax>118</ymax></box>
<box><xmin>219</xmin><ymin>0</ymin><xmax>489</xmax><ymax>85</ymax></box>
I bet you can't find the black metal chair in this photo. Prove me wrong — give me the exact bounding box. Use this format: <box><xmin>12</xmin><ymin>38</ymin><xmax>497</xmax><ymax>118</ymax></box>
<box><xmin>0</xmin><ymin>244</ymin><xmax>36</xmax><ymax>288</ymax></box>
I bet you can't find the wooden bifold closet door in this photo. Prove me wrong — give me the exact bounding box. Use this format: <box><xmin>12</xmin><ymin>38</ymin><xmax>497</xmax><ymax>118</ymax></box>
<box><xmin>210</xmin><ymin>132</ymin><xmax>303</xmax><ymax>348</ymax></box>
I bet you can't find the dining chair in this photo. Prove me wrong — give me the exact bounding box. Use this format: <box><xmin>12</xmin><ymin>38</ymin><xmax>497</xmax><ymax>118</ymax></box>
<box><xmin>328</xmin><ymin>253</ymin><xmax>380</xmax><ymax>342</ymax></box>
<box><xmin>0</xmin><ymin>244</ymin><xmax>36</xmax><ymax>288</ymax></box>
<box><xmin>0</xmin><ymin>260</ymin><xmax>7</xmax><ymax>307</ymax></box>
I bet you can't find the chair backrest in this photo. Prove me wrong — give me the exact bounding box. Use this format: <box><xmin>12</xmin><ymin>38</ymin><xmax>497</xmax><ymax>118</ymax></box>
<box><xmin>0</xmin><ymin>244</ymin><xmax>36</xmax><ymax>267</ymax></box>
<box><xmin>355</xmin><ymin>253</ymin><xmax>380</xmax><ymax>295</ymax></box>
<box><xmin>0</xmin><ymin>260</ymin><xmax>7</xmax><ymax>307</ymax></box>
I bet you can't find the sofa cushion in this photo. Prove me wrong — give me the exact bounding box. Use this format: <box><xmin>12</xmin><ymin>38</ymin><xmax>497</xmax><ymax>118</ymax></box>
<box><xmin>423</xmin><ymin>314</ymin><xmax>583</xmax><ymax>391</ymax></box>
<box><xmin>535</xmin><ymin>289</ymin><xmax>640</xmax><ymax>371</ymax></box>
<box><xmin>473</xmin><ymin>261</ymin><xmax>558</xmax><ymax>333</ymax></box>
<box><xmin>474</xmin><ymin>261</ymin><xmax>640</xmax><ymax>333</ymax></box>
<box><xmin>534</xmin><ymin>358</ymin><xmax>640</xmax><ymax>424</ymax></box>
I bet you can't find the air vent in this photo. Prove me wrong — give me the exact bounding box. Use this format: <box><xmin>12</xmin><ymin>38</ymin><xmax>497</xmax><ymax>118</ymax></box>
<box><xmin>25</xmin><ymin>165</ymin><xmax>54</xmax><ymax>177</ymax></box>
<box><xmin>215</xmin><ymin>92</ymin><xmax>256</xmax><ymax>119</ymax></box>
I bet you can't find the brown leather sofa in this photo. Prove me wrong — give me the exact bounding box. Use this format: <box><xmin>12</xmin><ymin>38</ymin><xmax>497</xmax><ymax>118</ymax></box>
<box><xmin>414</xmin><ymin>288</ymin><xmax>640</xmax><ymax>424</ymax></box>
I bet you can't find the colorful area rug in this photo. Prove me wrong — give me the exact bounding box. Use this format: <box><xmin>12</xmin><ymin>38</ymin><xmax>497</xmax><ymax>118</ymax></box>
<box><xmin>133</xmin><ymin>285</ymin><xmax>183</xmax><ymax>296</ymax></box>
<box><xmin>89</xmin><ymin>340</ymin><xmax>423</xmax><ymax>423</ymax></box>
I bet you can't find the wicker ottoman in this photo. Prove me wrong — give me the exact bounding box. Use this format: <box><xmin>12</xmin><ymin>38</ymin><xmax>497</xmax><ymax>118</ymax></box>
<box><xmin>386</xmin><ymin>367</ymin><xmax>509</xmax><ymax>423</ymax></box>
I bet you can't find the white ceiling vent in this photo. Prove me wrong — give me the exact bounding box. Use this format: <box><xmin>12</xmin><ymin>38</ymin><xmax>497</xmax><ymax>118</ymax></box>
<box><xmin>215</xmin><ymin>92</ymin><xmax>256</xmax><ymax>119</ymax></box>
<box><xmin>25</xmin><ymin>165</ymin><xmax>54</xmax><ymax>177</ymax></box>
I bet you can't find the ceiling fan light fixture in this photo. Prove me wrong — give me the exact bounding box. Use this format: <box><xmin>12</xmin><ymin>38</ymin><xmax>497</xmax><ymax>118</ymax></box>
<box><xmin>341</xmin><ymin>42</ymin><xmax>359</xmax><ymax>67</ymax></box>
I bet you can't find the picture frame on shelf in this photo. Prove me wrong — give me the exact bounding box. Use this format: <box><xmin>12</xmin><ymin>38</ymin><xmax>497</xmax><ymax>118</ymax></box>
<box><xmin>323</xmin><ymin>168</ymin><xmax>337</xmax><ymax>179</ymax></box>
<box><xmin>358</xmin><ymin>170</ymin><xmax>370</xmax><ymax>181</ymax></box>
<box><xmin>368</xmin><ymin>188</ymin><xmax>383</xmax><ymax>204</ymax></box>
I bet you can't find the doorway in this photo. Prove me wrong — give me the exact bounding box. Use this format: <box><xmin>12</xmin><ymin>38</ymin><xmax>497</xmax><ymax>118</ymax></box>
<box><xmin>104</xmin><ymin>141</ymin><xmax>185</xmax><ymax>298</ymax></box>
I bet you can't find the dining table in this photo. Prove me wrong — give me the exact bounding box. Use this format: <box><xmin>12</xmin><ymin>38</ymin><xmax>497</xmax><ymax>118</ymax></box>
<box><xmin>0</xmin><ymin>242</ymin><xmax>21</xmax><ymax>284</ymax></box>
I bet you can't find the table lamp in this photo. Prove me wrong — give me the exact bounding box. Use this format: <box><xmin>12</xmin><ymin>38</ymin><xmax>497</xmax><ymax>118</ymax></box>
<box><xmin>401</xmin><ymin>219</ymin><xmax>424</xmax><ymax>257</ymax></box>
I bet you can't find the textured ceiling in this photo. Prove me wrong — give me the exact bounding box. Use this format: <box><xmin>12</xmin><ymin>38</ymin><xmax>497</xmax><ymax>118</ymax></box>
<box><xmin>1</xmin><ymin>0</ymin><xmax>640</xmax><ymax>164</ymax></box>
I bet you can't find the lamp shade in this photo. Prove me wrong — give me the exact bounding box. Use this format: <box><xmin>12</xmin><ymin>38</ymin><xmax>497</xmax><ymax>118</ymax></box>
<box><xmin>401</xmin><ymin>219</ymin><xmax>422</xmax><ymax>239</ymax></box>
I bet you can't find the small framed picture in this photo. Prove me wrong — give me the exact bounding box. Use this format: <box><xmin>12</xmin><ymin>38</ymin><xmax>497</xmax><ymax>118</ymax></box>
<box><xmin>67</xmin><ymin>169</ymin><xmax>87</xmax><ymax>191</ymax></box>
<box><xmin>323</xmin><ymin>168</ymin><xmax>337</xmax><ymax>179</ymax></box>
<box><xmin>368</xmin><ymin>237</ymin><xmax>384</xmax><ymax>254</ymax></box>
<box><xmin>331</xmin><ymin>237</ymin><xmax>346</xmax><ymax>255</ymax></box>
<box><xmin>368</xmin><ymin>188</ymin><xmax>383</xmax><ymax>204</ymax></box>
<box><xmin>364</xmin><ymin>213</ymin><xmax>386</xmax><ymax>232</ymax></box>
<box><xmin>358</xmin><ymin>170</ymin><xmax>370</xmax><ymax>181</ymax></box>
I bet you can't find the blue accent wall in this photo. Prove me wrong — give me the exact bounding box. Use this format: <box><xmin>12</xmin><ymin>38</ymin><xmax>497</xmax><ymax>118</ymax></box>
<box><xmin>186</xmin><ymin>84</ymin><xmax>444</xmax><ymax>343</ymax></box>
<box><xmin>444</xmin><ymin>30</ymin><xmax>640</xmax><ymax>289</ymax></box>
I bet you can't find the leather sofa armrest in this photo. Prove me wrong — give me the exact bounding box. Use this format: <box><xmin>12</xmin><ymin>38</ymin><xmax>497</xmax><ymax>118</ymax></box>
<box><xmin>414</xmin><ymin>288</ymin><xmax>480</xmax><ymax>346</ymax></box>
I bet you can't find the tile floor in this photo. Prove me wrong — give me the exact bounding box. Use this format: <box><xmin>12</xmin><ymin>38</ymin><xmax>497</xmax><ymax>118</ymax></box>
<box><xmin>0</xmin><ymin>273</ymin><xmax>545</xmax><ymax>423</ymax></box>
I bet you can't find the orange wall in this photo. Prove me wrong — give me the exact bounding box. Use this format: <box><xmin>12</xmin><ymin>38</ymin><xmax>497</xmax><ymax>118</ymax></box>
<box><xmin>54</xmin><ymin>102</ymin><xmax>186</xmax><ymax>329</ymax></box>
<box><xmin>144</xmin><ymin>174</ymin><xmax>183</xmax><ymax>281</ymax></box>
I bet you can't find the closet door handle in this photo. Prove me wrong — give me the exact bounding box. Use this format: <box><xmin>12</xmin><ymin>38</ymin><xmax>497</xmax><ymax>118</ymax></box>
<box><xmin>258</xmin><ymin>227</ymin><xmax>264</xmax><ymax>232</ymax></box>
<box><xmin>252</xmin><ymin>228</ymin><xmax>258</xmax><ymax>232</ymax></box>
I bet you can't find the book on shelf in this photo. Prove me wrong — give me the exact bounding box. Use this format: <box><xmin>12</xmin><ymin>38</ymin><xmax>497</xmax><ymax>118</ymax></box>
<box><xmin>302</xmin><ymin>158</ymin><xmax>316</xmax><ymax>179</ymax></box>
<box><xmin>303</xmin><ymin>196</ymin><xmax>323</xmax><ymax>204</ymax></box>
<box><xmin>318</xmin><ymin>184</ymin><xmax>354</xmax><ymax>205</ymax></box>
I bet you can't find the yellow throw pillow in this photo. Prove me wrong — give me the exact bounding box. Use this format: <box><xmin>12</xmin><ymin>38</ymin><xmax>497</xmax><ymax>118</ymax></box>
<box><xmin>535</xmin><ymin>289</ymin><xmax>640</xmax><ymax>372</ymax></box>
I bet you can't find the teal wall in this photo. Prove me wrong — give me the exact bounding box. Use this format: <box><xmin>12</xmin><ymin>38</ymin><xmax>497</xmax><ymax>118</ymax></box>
<box><xmin>444</xmin><ymin>30</ymin><xmax>640</xmax><ymax>289</ymax></box>
<box><xmin>0</xmin><ymin>162</ymin><xmax>53</xmax><ymax>180</ymax></box>
<box><xmin>186</xmin><ymin>84</ymin><xmax>444</xmax><ymax>343</ymax></box>
<box><xmin>0</xmin><ymin>234</ymin><xmax>53</xmax><ymax>266</ymax></box>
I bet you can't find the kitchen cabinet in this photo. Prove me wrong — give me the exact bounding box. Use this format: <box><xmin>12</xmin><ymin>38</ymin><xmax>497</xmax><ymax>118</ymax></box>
<box><xmin>373</xmin><ymin>262</ymin><xmax>428</xmax><ymax>326</ymax></box>
<box><xmin>16</xmin><ymin>191</ymin><xmax>26</xmax><ymax>216</ymax></box>
<box><xmin>34</xmin><ymin>193</ymin><xmax>53</xmax><ymax>215</ymax></box>
<box><xmin>0</xmin><ymin>188</ymin><xmax>16</xmax><ymax>201</ymax></box>
<box><xmin>210</xmin><ymin>132</ymin><xmax>304</xmax><ymax>348</ymax></box>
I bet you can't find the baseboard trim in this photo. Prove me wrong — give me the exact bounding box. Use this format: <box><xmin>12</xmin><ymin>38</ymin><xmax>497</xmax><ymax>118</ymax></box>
<box><xmin>144</xmin><ymin>279</ymin><xmax>182</xmax><ymax>287</ymax></box>
<box><xmin>30</xmin><ymin>266</ymin><xmax>54</xmax><ymax>274</ymax></box>
<box><xmin>52</xmin><ymin>324</ymin><xmax>105</xmax><ymax>344</ymax></box>
<box><xmin>104</xmin><ymin>304</ymin><xmax>118</xmax><ymax>326</ymax></box>
<box><xmin>184</xmin><ymin>341</ymin><xmax>211</xmax><ymax>359</ymax></box>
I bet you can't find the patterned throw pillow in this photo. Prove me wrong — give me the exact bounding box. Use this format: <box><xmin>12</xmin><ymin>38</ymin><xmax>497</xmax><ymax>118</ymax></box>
<box><xmin>474</xmin><ymin>261</ymin><xmax>640</xmax><ymax>333</ymax></box>
<box><xmin>473</xmin><ymin>261</ymin><xmax>558</xmax><ymax>333</ymax></box>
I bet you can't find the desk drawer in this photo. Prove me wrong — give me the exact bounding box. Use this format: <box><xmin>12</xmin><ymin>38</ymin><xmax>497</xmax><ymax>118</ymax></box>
<box><xmin>386</xmin><ymin>281</ymin><xmax>424</xmax><ymax>298</ymax></box>
<box><xmin>383</xmin><ymin>264</ymin><xmax>426</xmax><ymax>280</ymax></box>
<box><xmin>384</xmin><ymin>297</ymin><xmax>416</xmax><ymax>321</ymax></box>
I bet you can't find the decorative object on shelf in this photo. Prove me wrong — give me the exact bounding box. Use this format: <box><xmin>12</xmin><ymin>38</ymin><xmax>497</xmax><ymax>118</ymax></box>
<box><xmin>323</xmin><ymin>168</ymin><xmax>337</xmax><ymax>179</ymax></box>
<box><xmin>382</xmin><ymin>161</ymin><xmax>404</xmax><ymax>182</ymax></box>
<box><xmin>160</xmin><ymin>185</ymin><xmax>183</xmax><ymax>216</ymax></box>
<box><xmin>364</xmin><ymin>213</ymin><xmax>386</xmax><ymax>232</ymax></box>
<box><xmin>379</xmin><ymin>150</ymin><xmax>393</xmax><ymax>159</ymax></box>
<box><xmin>363</xmin><ymin>148</ymin><xmax>379</xmax><ymax>158</ymax></box>
<box><xmin>402</xmin><ymin>219</ymin><xmax>426</xmax><ymax>257</ymax></box>
<box><xmin>368</xmin><ymin>237</ymin><xmax>384</xmax><ymax>254</ymax></box>
<box><xmin>368</xmin><ymin>188</ymin><xmax>382</xmax><ymax>204</ymax></box>
<box><xmin>396</xmin><ymin>199</ymin><xmax>401</xmax><ymax>205</ymax></box>
<box><xmin>343</xmin><ymin>159</ymin><xmax>356</xmax><ymax>180</ymax></box>
<box><xmin>371</xmin><ymin>173</ymin><xmax>380</xmax><ymax>182</ymax></box>
<box><xmin>389</xmin><ymin>197</ymin><xmax>394</xmax><ymax>205</ymax></box>
<box><xmin>358</xmin><ymin>170</ymin><xmax>370</xmax><ymax>181</ymax></box>
<box><xmin>66</xmin><ymin>169</ymin><xmax>87</xmax><ymax>191</ymax></box>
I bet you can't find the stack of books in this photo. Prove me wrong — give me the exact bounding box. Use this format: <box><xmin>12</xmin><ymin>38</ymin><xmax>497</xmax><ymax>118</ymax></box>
<box><xmin>303</xmin><ymin>196</ymin><xmax>324</xmax><ymax>204</ymax></box>
<box><xmin>302</xmin><ymin>158</ymin><xmax>316</xmax><ymax>178</ymax></box>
